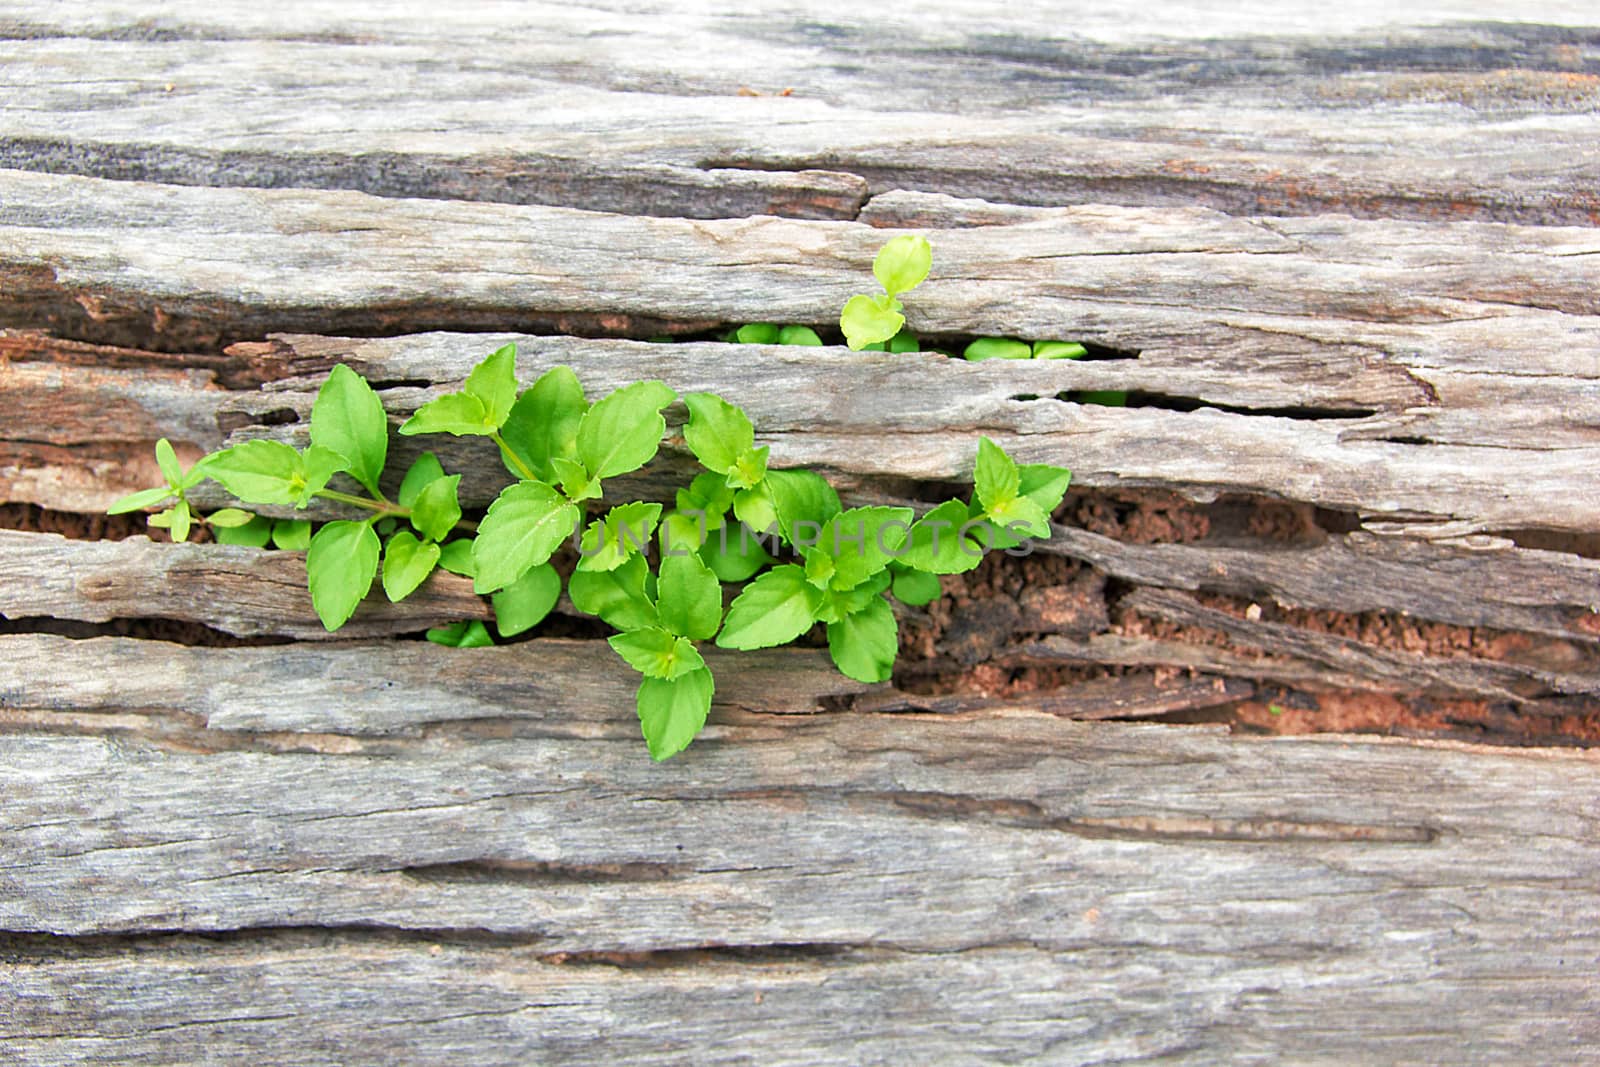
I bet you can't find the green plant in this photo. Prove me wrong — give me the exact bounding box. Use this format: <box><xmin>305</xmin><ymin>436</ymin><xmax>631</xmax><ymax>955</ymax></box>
<box><xmin>112</xmin><ymin>344</ymin><xmax>1069</xmax><ymax>761</ymax></box>
<box><xmin>839</xmin><ymin>234</ymin><xmax>933</xmax><ymax>350</ymax></box>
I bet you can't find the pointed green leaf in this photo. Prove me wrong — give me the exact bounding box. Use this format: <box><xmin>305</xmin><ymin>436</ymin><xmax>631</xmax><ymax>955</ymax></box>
<box><xmin>973</xmin><ymin>436</ymin><xmax>1020</xmax><ymax>516</ymax></box>
<box><xmin>203</xmin><ymin>440</ymin><xmax>303</xmax><ymax>505</ymax></box>
<box><xmin>271</xmin><ymin>519</ymin><xmax>312</xmax><ymax>551</ymax></box>
<box><xmin>657</xmin><ymin>551</ymin><xmax>722</xmax><ymax>641</ymax></box>
<box><xmin>471</xmin><ymin>481</ymin><xmax>580</xmax><ymax>593</ymax></box>
<box><xmin>216</xmin><ymin>514</ymin><xmax>273</xmax><ymax>547</ymax></box>
<box><xmin>310</xmin><ymin>363</ymin><xmax>389</xmax><ymax>494</ymax></box>
<box><xmin>307</xmin><ymin>520</ymin><xmax>380</xmax><ymax>631</ymax></box>
<box><xmin>298</xmin><ymin>445</ymin><xmax>345</xmax><ymax>506</ymax></box>
<box><xmin>427</xmin><ymin>620</ymin><xmax>494</xmax><ymax>648</ymax></box>
<box><xmin>569</xmin><ymin>551</ymin><xmax>658</xmax><ymax>631</ymax></box>
<box><xmin>205</xmin><ymin>508</ymin><xmax>255</xmax><ymax>528</ymax></box>
<box><xmin>577</xmin><ymin>501</ymin><xmax>661</xmax><ymax>573</ymax></box>
<box><xmin>682</xmin><ymin>392</ymin><xmax>755</xmax><ymax>478</ymax></box>
<box><xmin>763</xmin><ymin>469</ymin><xmax>841</xmax><ymax>546</ymax></box>
<box><xmin>609</xmin><ymin>627</ymin><xmax>705</xmax><ymax>681</ymax></box>
<box><xmin>463</xmin><ymin>343</ymin><xmax>519</xmax><ymax>430</ymax></box>
<box><xmin>155</xmin><ymin>438</ymin><xmax>184</xmax><ymax>487</ymax></box>
<box><xmin>551</xmin><ymin>455</ymin><xmax>599</xmax><ymax>502</ymax></box>
<box><xmin>576</xmin><ymin>380</ymin><xmax>676</xmax><ymax>480</ymax></box>
<box><xmin>382</xmin><ymin>530</ymin><xmax>440</xmax><ymax>602</ymax></box>
<box><xmin>715</xmin><ymin>564</ymin><xmax>824</xmax><ymax>650</ymax></box>
<box><xmin>499</xmin><ymin>365</ymin><xmax>587</xmax><ymax>482</ymax></box>
<box><xmin>107</xmin><ymin>485</ymin><xmax>173</xmax><ymax>514</ymax></box>
<box><xmin>1018</xmin><ymin>463</ymin><xmax>1073</xmax><ymax>515</ymax></box>
<box><xmin>873</xmin><ymin>234</ymin><xmax>932</xmax><ymax>297</ymax></box>
<box><xmin>635</xmin><ymin>667</ymin><xmax>715</xmax><ymax>761</ymax></box>
<box><xmin>985</xmin><ymin>494</ymin><xmax>1053</xmax><ymax>540</ymax></box>
<box><xmin>826</xmin><ymin>595</ymin><xmax>899</xmax><ymax>683</ymax></box>
<box><xmin>398</xmin><ymin>452</ymin><xmax>446</xmax><ymax>508</ymax></box>
<box><xmin>411</xmin><ymin>474</ymin><xmax>462</xmax><ymax>543</ymax></box>
<box><xmin>805</xmin><ymin>505</ymin><xmax>914</xmax><ymax>591</ymax></box>
<box><xmin>437</xmin><ymin>538</ymin><xmax>476</xmax><ymax>577</ymax></box>
<box><xmin>839</xmin><ymin>293</ymin><xmax>903</xmax><ymax>351</ymax></box>
<box><xmin>731</xmin><ymin>482</ymin><xmax>777</xmax><ymax>535</ymax></box>
<box><xmin>492</xmin><ymin>562</ymin><xmax>561</xmax><ymax>638</ymax></box>
<box><xmin>168</xmin><ymin>499</ymin><xmax>192</xmax><ymax>542</ymax></box>
<box><xmin>398</xmin><ymin>392</ymin><xmax>490</xmax><ymax>436</ymax></box>
<box><xmin>900</xmin><ymin>498</ymin><xmax>987</xmax><ymax>574</ymax></box>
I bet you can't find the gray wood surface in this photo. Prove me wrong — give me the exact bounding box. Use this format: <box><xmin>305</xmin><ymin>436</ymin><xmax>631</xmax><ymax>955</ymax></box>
<box><xmin>5</xmin><ymin>2</ymin><xmax>1600</xmax><ymax>1062</ymax></box>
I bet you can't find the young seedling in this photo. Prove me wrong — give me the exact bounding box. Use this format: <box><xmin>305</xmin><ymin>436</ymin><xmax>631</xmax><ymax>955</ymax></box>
<box><xmin>839</xmin><ymin>235</ymin><xmax>933</xmax><ymax>351</ymax></box>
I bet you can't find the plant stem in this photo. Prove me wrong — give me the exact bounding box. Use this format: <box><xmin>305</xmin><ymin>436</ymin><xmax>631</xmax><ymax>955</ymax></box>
<box><xmin>490</xmin><ymin>432</ymin><xmax>540</xmax><ymax>482</ymax></box>
<box><xmin>316</xmin><ymin>488</ymin><xmax>408</xmax><ymax>516</ymax></box>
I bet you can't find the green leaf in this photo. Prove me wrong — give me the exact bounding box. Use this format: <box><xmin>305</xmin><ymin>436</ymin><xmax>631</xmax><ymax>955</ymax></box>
<box><xmin>777</xmin><ymin>325</ymin><xmax>823</xmax><ymax>346</ymax></box>
<box><xmin>715</xmin><ymin>565</ymin><xmax>824</xmax><ymax>650</ymax></box>
<box><xmin>427</xmin><ymin>620</ymin><xmax>494</xmax><ymax>648</ymax></box>
<box><xmin>1032</xmin><ymin>340</ymin><xmax>1087</xmax><ymax>360</ymax></box>
<box><xmin>973</xmin><ymin>436</ymin><xmax>1020</xmax><ymax>515</ymax></box>
<box><xmin>307</xmin><ymin>520</ymin><xmax>380</xmax><ymax>631</ymax></box>
<box><xmin>272</xmin><ymin>519</ymin><xmax>312</xmax><ymax>551</ymax></box>
<box><xmin>985</xmin><ymin>494</ymin><xmax>1053</xmax><ymax>540</ymax></box>
<box><xmin>766</xmin><ymin>469</ymin><xmax>842</xmax><ymax>546</ymax></box>
<box><xmin>657</xmin><ymin>551</ymin><xmax>722</xmax><ymax>641</ymax></box>
<box><xmin>577</xmin><ymin>501</ymin><xmax>662</xmax><ymax>573</ymax></box>
<box><xmin>205</xmin><ymin>508</ymin><xmax>255</xmax><ymax>528</ymax></box>
<box><xmin>569</xmin><ymin>552</ymin><xmax>658</xmax><ymax>631</ymax></box>
<box><xmin>682</xmin><ymin>392</ymin><xmax>755</xmax><ymax>478</ymax></box>
<box><xmin>298</xmin><ymin>445</ymin><xmax>346</xmax><ymax>506</ymax></box>
<box><xmin>203</xmin><ymin>440</ymin><xmax>304</xmax><ymax>505</ymax></box>
<box><xmin>437</xmin><ymin>539</ymin><xmax>476</xmax><ymax>577</ymax></box>
<box><xmin>873</xmin><ymin>234</ymin><xmax>933</xmax><ymax>297</ymax></box>
<box><xmin>310</xmin><ymin>363</ymin><xmax>388</xmax><ymax>494</ymax></box>
<box><xmin>463</xmin><ymin>343</ymin><xmax>519</xmax><ymax>430</ymax></box>
<box><xmin>398</xmin><ymin>392</ymin><xmax>490</xmax><ymax>437</ymax></box>
<box><xmin>382</xmin><ymin>530</ymin><xmax>440</xmax><ymax>602</ymax></box>
<box><xmin>731</xmin><ymin>482</ymin><xmax>778</xmax><ymax>536</ymax></box>
<box><xmin>826</xmin><ymin>595</ymin><xmax>899</xmax><ymax>683</ymax></box>
<box><xmin>411</xmin><ymin>474</ymin><xmax>462</xmax><ymax>543</ymax></box>
<box><xmin>698</xmin><ymin>524</ymin><xmax>774</xmax><ymax>583</ymax></box>
<box><xmin>155</xmin><ymin>438</ymin><xmax>184</xmax><ymax>487</ymax></box>
<box><xmin>107</xmin><ymin>485</ymin><xmax>173</xmax><ymax>514</ymax></box>
<box><xmin>963</xmin><ymin>337</ymin><xmax>1032</xmax><ymax>361</ymax></box>
<box><xmin>164</xmin><ymin>499</ymin><xmax>193</xmax><ymax>542</ymax></box>
<box><xmin>890</xmin><ymin>565</ymin><xmax>942</xmax><ymax>606</ymax></box>
<box><xmin>216</xmin><ymin>514</ymin><xmax>273</xmax><ymax>547</ymax></box>
<box><xmin>471</xmin><ymin>481</ymin><xmax>581</xmax><ymax>593</ymax></box>
<box><xmin>1018</xmin><ymin>463</ymin><xmax>1073</xmax><ymax>515</ymax></box>
<box><xmin>492</xmin><ymin>562</ymin><xmax>561</xmax><ymax>637</ymax></box>
<box><xmin>678</xmin><ymin>471</ymin><xmax>736</xmax><ymax>522</ymax></box>
<box><xmin>734</xmin><ymin>322</ymin><xmax>781</xmax><ymax>345</ymax></box>
<box><xmin>576</xmin><ymin>380</ymin><xmax>676</xmax><ymax>480</ymax></box>
<box><xmin>609</xmin><ymin>627</ymin><xmax>706</xmax><ymax>681</ymax></box>
<box><xmin>499</xmin><ymin>365</ymin><xmax>587</xmax><ymax>482</ymax></box>
<box><xmin>886</xmin><ymin>330</ymin><xmax>920</xmax><ymax>353</ymax></box>
<box><xmin>899</xmin><ymin>498</ymin><xmax>987</xmax><ymax>574</ymax></box>
<box><xmin>840</xmin><ymin>293</ymin><xmax>903</xmax><ymax>351</ymax></box>
<box><xmin>635</xmin><ymin>666</ymin><xmax>715</xmax><ymax>761</ymax></box>
<box><xmin>398</xmin><ymin>452</ymin><xmax>446</xmax><ymax>508</ymax></box>
<box><xmin>804</xmin><ymin>505</ymin><xmax>914</xmax><ymax>591</ymax></box>
<box><xmin>551</xmin><ymin>456</ymin><xmax>599</xmax><ymax>502</ymax></box>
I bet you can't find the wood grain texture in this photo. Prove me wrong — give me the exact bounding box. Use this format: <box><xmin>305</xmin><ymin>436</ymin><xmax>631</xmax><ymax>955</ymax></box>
<box><xmin>2</xmin><ymin>1</ymin><xmax>1599</xmax><ymax>225</ymax></box>
<box><xmin>1</xmin><ymin>633</ymin><xmax>1597</xmax><ymax>1062</ymax></box>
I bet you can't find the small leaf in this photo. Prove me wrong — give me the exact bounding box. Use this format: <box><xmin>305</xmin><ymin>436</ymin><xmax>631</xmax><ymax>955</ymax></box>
<box><xmin>205</xmin><ymin>508</ymin><xmax>255</xmax><ymax>528</ymax></box>
<box><xmin>411</xmin><ymin>474</ymin><xmax>462</xmax><ymax>543</ymax></box>
<box><xmin>382</xmin><ymin>530</ymin><xmax>440</xmax><ymax>602</ymax></box>
<box><xmin>839</xmin><ymin>293</ymin><xmax>903</xmax><ymax>351</ymax></box>
<box><xmin>576</xmin><ymin>380</ymin><xmax>677</xmax><ymax>480</ymax></box>
<box><xmin>492</xmin><ymin>562</ymin><xmax>561</xmax><ymax>637</ymax></box>
<box><xmin>734</xmin><ymin>322</ymin><xmax>781</xmax><ymax>345</ymax></box>
<box><xmin>886</xmin><ymin>330</ymin><xmax>920</xmax><ymax>353</ymax></box>
<box><xmin>203</xmin><ymin>440</ymin><xmax>304</xmax><ymax>505</ymax></box>
<box><xmin>609</xmin><ymin>627</ymin><xmax>705</xmax><ymax>680</ymax></box>
<box><xmin>155</xmin><ymin>438</ymin><xmax>184</xmax><ymax>487</ymax></box>
<box><xmin>499</xmin><ymin>365</ymin><xmax>587</xmax><ymax>482</ymax></box>
<box><xmin>826</xmin><ymin>595</ymin><xmax>899</xmax><ymax>683</ymax></box>
<box><xmin>107</xmin><ymin>485</ymin><xmax>173</xmax><ymax>514</ymax></box>
<box><xmin>427</xmin><ymin>620</ymin><xmax>494</xmax><ymax>648</ymax></box>
<box><xmin>963</xmin><ymin>337</ymin><xmax>1032</xmax><ymax>361</ymax></box>
<box><xmin>890</xmin><ymin>565</ymin><xmax>942</xmax><ymax>606</ymax></box>
<box><xmin>398</xmin><ymin>392</ymin><xmax>490</xmax><ymax>437</ymax></box>
<box><xmin>731</xmin><ymin>482</ymin><xmax>778</xmax><ymax>535</ymax></box>
<box><xmin>1018</xmin><ymin>463</ymin><xmax>1073</xmax><ymax>515</ymax></box>
<box><xmin>551</xmin><ymin>456</ymin><xmax>600</xmax><ymax>502</ymax></box>
<box><xmin>1032</xmin><ymin>340</ymin><xmax>1087</xmax><ymax>360</ymax></box>
<box><xmin>398</xmin><ymin>452</ymin><xmax>446</xmax><ymax>508</ymax></box>
<box><xmin>216</xmin><ymin>514</ymin><xmax>273</xmax><ymax>547</ymax></box>
<box><xmin>437</xmin><ymin>539</ymin><xmax>476</xmax><ymax>577</ymax></box>
<box><xmin>635</xmin><ymin>667</ymin><xmax>715</xmax><ymax>761</ymax></box>
<box><xmin>985</xmin><ymin>494</ymin><xmax>1053</xmax><ymax>540</ymax></box>
<box><xmin>463</xmin><ymin>343</ymin><xmax>519</xmax><ymax>430</ymax></box>
<box><xmin>307</xmin><ymin>520</ymin><xmax>380</xmax><ymax>631</ymax></box>
<box><xmin>973</xmin><ymin>436</ymin><xmax>1020</xmax><ymax>516</ymax></box>
<box><xmin>765</xmin><ymin>469</ymin><xmax>842</xmax><ymax>546</ymax></box>
<box><xmin>777</xmin><ymin>325</ymin><xmax>823</xmax><ymax>346</ymax></box>
<box><xmin>310</xmin><ymin>363</ymin><xmax>388</xmax><ymax>494</ymax></box>
<box><xmin>577</xmin><ymin>501</ymin><xmax>662</xmax><ymax>573</ymax></box>
<box><xmin>873</xmin><ymin>234</ymin><xmax>933</xmax><ymax>297</ymax></box>
<box><xmin>682</xmin><ymin>392</ymin><xmax>755</xmax><ymax>478</ymax></box>
<box><xmin>298</xmin><ymin>445</ymin><xmax>346</xmax><ymax>506</ymax></box>
<box><xmin>899</xmin><ymin>498</ymin><xmax>986</xmax><ymax>574</ymax></box>
<box><xmin>167</xmin><ymin>499</ymin><xmax>193</xmax><ymax>542</ymax></box>
<box><xmin>805</xmin><ymin>505</ymin><xmax>914</xmax><ymax>591</ymax></box>
<box><xmin>472</xmin><ymin>481</ymin><xmax>581</xmax><ymax>593</ymax></box>
<box><xmin>715</xmin><ymin>565</ymin><xmax>824</xmax><ymax>650</ymax></box>
<box><xmin>699</xmin><ymin>524</ymin><xmax>775</xmax><ymax>583</ymax></box>
<box><xmin>657</xmin><ymin>551</ymin><xmax>722</xmax><ymax>641</ymax></box>
<box><xmin>271</xmin><ymin>519</ymin><xmax>312</xmax><ymax>551</ymax></box>
<box><xmin>569</xmin><ymin>552</ymin><xmax>658</xmax><ymax>631</ymax></box>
